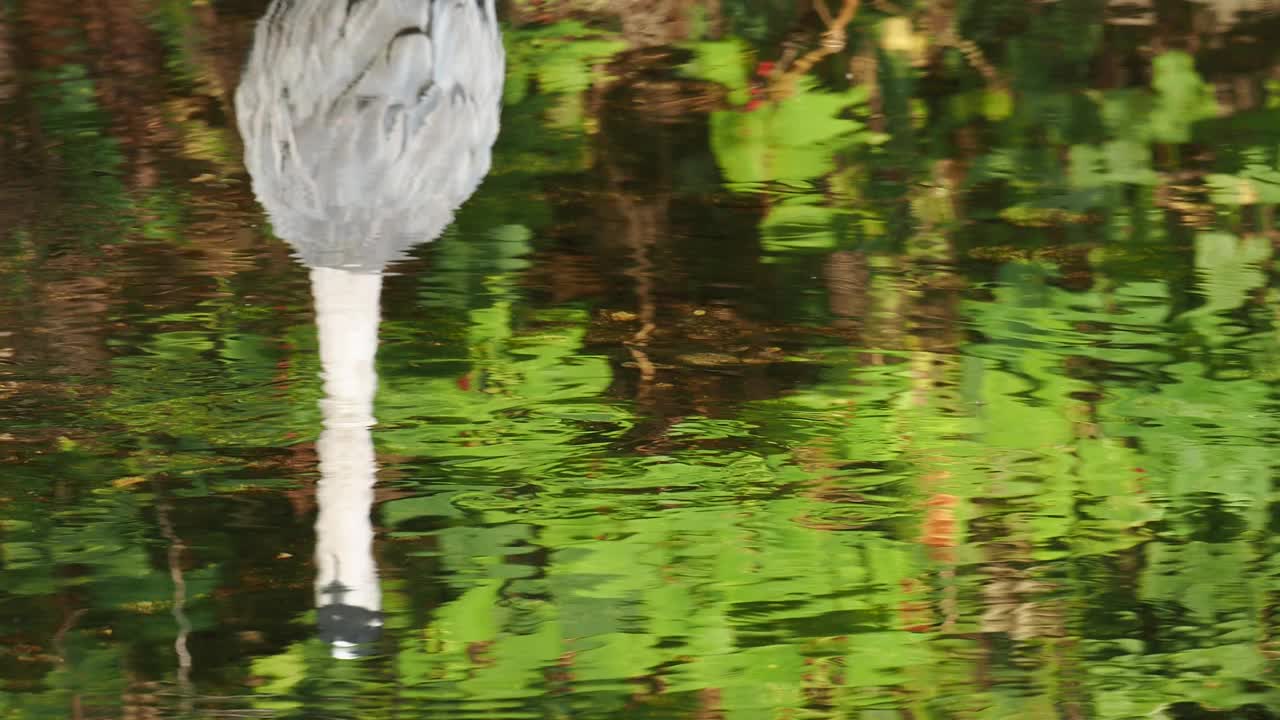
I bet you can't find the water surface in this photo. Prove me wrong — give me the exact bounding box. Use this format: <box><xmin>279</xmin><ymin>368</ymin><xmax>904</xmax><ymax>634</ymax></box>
<box><xmin>3</xmin><ymin>1</ymin><xmax>1280</xmax><ymax>718</ymax></box>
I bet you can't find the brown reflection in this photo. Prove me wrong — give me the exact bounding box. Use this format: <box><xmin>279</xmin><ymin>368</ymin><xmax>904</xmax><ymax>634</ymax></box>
<box><xmin>17</xmin><ymin>0</ymin><xmax>173</xmax><ymax>185</ymax></box>
<box><xmin>978</xmin><ymin>561</ymin><xmax>1066</xmax><ymax>641</ymax></box>
<box><xmin>508</xmin><ymin>0</ymin><xmax>718</xmax><ymax>46</ymax></box>
<box><xmin>0</xmin><ymin>12</ymin><xmax>14</xmax><ymax>103</ymax></box>
<box><xmin>568</xmin><ymin>52</ymin><xmax>795</xmax><ymax>423</ymax></box>
<box><xmin>966</xmin><ymin>512</ymin><xmax>1068</xmax><ymax>642</ymax></box>
<box><xmin>767</xmin><ymin>0</ymin><xmax>861</xmax><ymax>99</ymax></box>
<box><xmin>823</xmin><ymin>250</ymin><xmax>870</xmax><ymax>331</ymax></box>
<box><xmin>0</xmin><ymin>0</ymin><xmax>271</xmax><ymax>400</ymax></box>
<box><xmin>615</xmin><ymin>0</ymin><xmax>699</xmax><ymax>47</ymax></box>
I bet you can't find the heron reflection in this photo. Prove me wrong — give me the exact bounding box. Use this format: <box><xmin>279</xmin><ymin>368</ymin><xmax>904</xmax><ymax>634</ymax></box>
<box><xmin>236</xmin><ymin>0</ymin><xmax>504</xmax><ymax>658</ymax></box>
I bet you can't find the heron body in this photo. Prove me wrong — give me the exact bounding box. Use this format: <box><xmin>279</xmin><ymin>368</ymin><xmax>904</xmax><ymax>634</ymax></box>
<box><xmin>237</xmin><ymin>0</ymin><xmax>505</xmax><ymax>657</ymax></box>
<box><xmin>237</xmin><ymin>0</ymin><xmax>505</xmax><ymax>270</ymax></box>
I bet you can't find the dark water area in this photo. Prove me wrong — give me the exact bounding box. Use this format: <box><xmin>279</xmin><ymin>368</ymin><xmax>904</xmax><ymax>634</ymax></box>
<box><xmin>4</xmin><ymin>0</ymin><xmax>1280</xmax><ymax>718</ymax></box>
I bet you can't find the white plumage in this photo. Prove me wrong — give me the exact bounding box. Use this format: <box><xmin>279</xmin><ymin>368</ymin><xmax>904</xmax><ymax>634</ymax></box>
<box><xmin>237</xmin><ymin>0</ymin><xmax>505</xmax><ymax>270</ymax></box>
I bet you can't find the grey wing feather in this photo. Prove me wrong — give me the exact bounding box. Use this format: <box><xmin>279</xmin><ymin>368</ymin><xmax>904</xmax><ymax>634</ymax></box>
<box><xmin>236</xmin><ymin>0</ymin><xmax>505</xmax><ymax>271</ymax></box>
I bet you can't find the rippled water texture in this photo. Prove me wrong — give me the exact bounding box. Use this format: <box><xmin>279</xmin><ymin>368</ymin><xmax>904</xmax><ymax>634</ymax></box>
<box><xmin>5</xmin><ymin>1</ymin><xmax>1280</xmax><ymax>718</ymax></box>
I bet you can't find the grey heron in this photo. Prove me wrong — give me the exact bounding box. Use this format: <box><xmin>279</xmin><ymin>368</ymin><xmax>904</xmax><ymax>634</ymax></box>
<box><xmin>236</xmin><ymin>0</ymin><xmax>505</xmax><ymax>659</ymax></box>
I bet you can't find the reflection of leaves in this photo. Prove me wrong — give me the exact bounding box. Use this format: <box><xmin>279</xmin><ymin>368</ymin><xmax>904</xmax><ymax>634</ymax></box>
<box><xmin>680</xmin><ymin>39</ymin><xmax>753</xmax><ymax>105</ymax></box>
<box><xmin>1205</xmin><ymin>166</ymin><xmax>1280</xmax><ymax>205</ymax></box>
<box><xmin>1149</xmin><ymin>51</ymin><xmax>1217</xmax><ymax>144</ymax></box>
<box><xmin>104</xmin><ymin>323</ymin><xmax>316</xmax><ymax>447</ymax></box>
<box><xmin>1142</xmin><ymin>541</ymin><xmax>1253</xmax><ymax>621</ymax></box>
<box><xmin>759</xmin><ymin>202</ymin><xmax>841</xmax><ymax>255</ymax></box>
<box><xmin>505</xmin><ymin>22</ymin><xmax>626</xmax><ymax>101</ymax></box>
<box><xmin>1188</xmin><ymin>232</ymin><xmax>1270</xmax><ymax>318</ymax></box>
<box><xmin>28</xmin><ymin>64</ymin><xmax>131</xmax><ymax>245</ymax></box>
<box><xmin>251</xmin><ymin>643</ymin><xmax>307</xmax><ymax>711</ymax></box>
<box><xmin>710</xmin><ymin>80</ymin><xmax>875</xmax><ymax>185</ymax></box>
